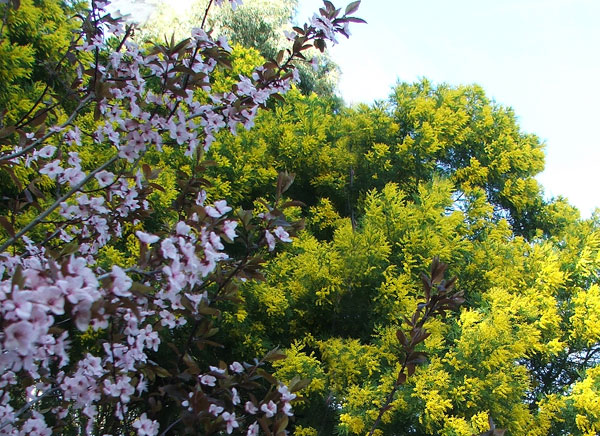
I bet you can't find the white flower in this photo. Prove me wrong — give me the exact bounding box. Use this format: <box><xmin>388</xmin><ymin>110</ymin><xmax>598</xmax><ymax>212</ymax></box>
<box><xmin>246</xmin><ymin>422</ymin><xmax>259</xmax><ymax>436</ymax></box>
<box><xmin>265</xmin><ymin>230</ymin><xmax>276</xmax><ymax>251</ymax></box>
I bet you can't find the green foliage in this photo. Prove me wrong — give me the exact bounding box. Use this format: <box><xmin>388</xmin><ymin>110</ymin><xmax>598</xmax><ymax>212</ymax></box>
<box><xmin>6</xmin><ymin>3</ymin><xmax>599</xmax><ymax>431</ymax></box>
<box><xmin>348</xmin><ymin>79</ymin><xmax>547</xmax><ymax>235</ymax></box>
<box><xmin>0</xmin><ymin>0</ymin><xmax>83</xmax><ymax>124</ymax></box>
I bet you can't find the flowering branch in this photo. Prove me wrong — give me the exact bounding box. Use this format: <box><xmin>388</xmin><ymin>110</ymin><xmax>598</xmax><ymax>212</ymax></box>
<box><xmin>0</xmin><ymin>1</ymin><xmax>362</xmax><ymax>435</ymax></box>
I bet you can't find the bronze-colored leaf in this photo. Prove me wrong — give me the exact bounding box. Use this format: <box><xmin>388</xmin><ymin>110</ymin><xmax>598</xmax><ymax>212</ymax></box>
<box><xmin>314</xmin><ymin>38</ymin><xmax>326</xmax><ymax>52</ymax></box>
<box><xmin>344</xmin><ymin>16</ymin><xmax>367</xmax><ymax>23</ymax></box>
<box><xmin>406</xmin><ymin>351</ymin><xmax>428</xmax><ymax>366</ymax></box>
<box><xmin>396</xmin><ymin>329</ymin><xmax>409</xmax><ymax>347</ymax></box>
<box><xmin>256</xmin><ymin>368</ymin><xmax>277</xmax><ymax>385</ymax></box>
<box><xmin>289</xmin><ymin>378</ymin><xmax>311</xmax><ymax>393</ymax></box>
<box><xmin>258</xmin><ymin>417</ymin><xmax>273</xmax><ymax>436</ymax></box>
<box><xmin>273</xmin><ymin>415</ymin><xmax>289</xmax><ymax>435</ymax></box>
<box><xmin>345</xmin><ymin>0</ymin><xmax>361</xmax><ymax>15</ymax></box>
<box><xmin>0</xmin><ymin>216</ymin><xmax>15</xmax><ymax>237</ymax></box>
<box><xmin>264</xmin><ymin>349</ymin><xmax>287</xmax><ymax>362</ymax></box>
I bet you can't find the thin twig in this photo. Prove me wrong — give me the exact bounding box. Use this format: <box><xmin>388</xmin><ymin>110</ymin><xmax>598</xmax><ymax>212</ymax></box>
<box><xmin>0</xmin><ymin>387</ymin><xmax>60</xmax><ymax>430</ymax></box>
<box><xmin>159</xmin><ymin>417</ymin><xmax>182</xmax><ymax>436</ymax></box>
<box><xmin>0</xmin><ymin>154</ymin><xmax>117</xmax><ymax>252</ymax></box>
<box><xmin>200</xmin><ymin>0</ymin><xmax>215</xmax><ymax>29</ymax></box>
<box><xmin>0</xmin><ymin>94</ymin><xmax>93</xmax><ymax>163</ymax></box>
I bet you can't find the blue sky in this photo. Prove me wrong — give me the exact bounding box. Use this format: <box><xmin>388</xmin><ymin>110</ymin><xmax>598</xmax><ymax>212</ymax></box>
<box><xmin>297</xmin><ymin>0</ymin><xmax>600</xmax><ymax>217</ymax></box>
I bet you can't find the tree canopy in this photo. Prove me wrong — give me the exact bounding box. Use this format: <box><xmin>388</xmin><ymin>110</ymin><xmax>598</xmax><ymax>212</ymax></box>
<box><xmin>1</xmin><ymin>1</ymin><xmax>600</xmax><ymax>435</ymax></box>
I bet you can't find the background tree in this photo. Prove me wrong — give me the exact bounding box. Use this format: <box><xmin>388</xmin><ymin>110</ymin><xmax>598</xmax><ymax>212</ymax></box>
<box><xmin>0</xmin><ymin>0</ymin><xmax>84</xmax><ymax>125</ymax></box>
<box><xmin>131</xmin><ymin>0</ymin><xmax>341</xmax><ymax>97</ymax></box>
<box><xmin>190</xmin><ymin>78</ymin><xmax>600</xmax><ymax>434</ymax></box>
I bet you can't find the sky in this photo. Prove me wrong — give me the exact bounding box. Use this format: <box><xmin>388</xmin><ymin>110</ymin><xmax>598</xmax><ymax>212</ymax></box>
<box><xmin>297</xmin><ymin>0</ymin><xmax>600</xmax><ymax>217</ymax></box>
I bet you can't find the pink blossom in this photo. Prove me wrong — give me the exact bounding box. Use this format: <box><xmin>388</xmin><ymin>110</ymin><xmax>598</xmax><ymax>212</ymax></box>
<box><xmin>20</xmin><ymin>412</ymin><xmax>52</xmax><ymax>436</ymax></box>
<box><xmin>137</xmin><ymin>375</ymin><xmax>148</xmax><ymax>395</ymax></box>
<box><xmin>36</xmin><ymin>145</ymin><xmax>57</xmax><ymax>159</ymax></box>
<box><xmin>159</xmin><ymin>310</ymin><xmax>177</xmax><ymax>328</ymax></box>
<box><xmin>4</xmin><ymin>320</ymin><xmax>36</xmax><ymax>355</ymax></box>
<box><xmin>205</xmin><ymin>200</ymin><xmax>232</xmax><ymax>218</ymax></box>
<box><xmin>95</xmin><ymin>170</ymin><xmax>115</xmax><ymax>187</ymax></box>
<box><xmin>247</xmin><ymin>422</ymin><xmax>259</xmax><ymax>436</ymax></box>
<box><xmin>0</xmin><ymin>3</ymin><xmax>357</xmax><ymax>432</ymax></box>
<box><xmin>39</xmin><ymin>160</ymin><xmax>63</xmax><ymax>179</ymax></box>
<box><xmin>208</xmin><ymin>403</ymin><xmax>223</xmax><ymax>416</ymax></box>
<box><xmin>221</xmin><ymin>411</ymin><xmax>239</xmax><ymax>434</ymax></box>
<box><xmin>231</xmin><ymin>387</ymin><xmax>240</xmax><ymax>405</ymax></box>
<box><xmin>200</xmin><ymin>374</ymin><xmax>216</xmax><ymax>387</ymax></box>
<box><xmin>311</xmin><ymin>14</ymin><xmax>339</xmax><ymax>43</ymax></box>
<box><xmin>274</xmin><ymin>226</ymin><xmax>292</xmax><ymax>242</ymax></box>
<box><xmin>210</xmin><ymin>365</ymin><xmax>225</xmax><ymax>375</ymax></box>
<box><xmin>265</xmin><ymin>230</ymin><xmax>276</xmax><ymax>251</ymax></box>
<box><xmin>245</xmin><ymin>401</ymin><xmax>258</xmax><ymax>415</ymax></box>
<box><xmin>161</xmin><ymin>239</ymin><xmax>178</xmax><ymax>259</ymax></box>
<box><xmin>282</xmin><ymin>401</ymin><xmax>293</xmax><ymax>416</ymax></box>
<box><xmin>136</xmin><ymin>230</ymin><xmax>159</xmax><ymax>244</ymax></box>
<box><xmin>229</xmin><ymin>361</ymin><xmax>244</xmax><ymax>373</ymax></box>
<box><xmin>132</xmin><ymin>413</ymin><xmax>159</xmax><ymax>436</ymax></box>
<box><xmin>283</xmin><ymin>30</ymin><xmax>296</xmax><ymax>41</ymax></box>
<box><xmin>260</xmin><ymin>400</ymin><xmax>277</xmax><ymax>418</ymax></box>
<box><xmin>60</xmin><ymin>166</ymin><xmax>86</xmax><ymax>186</ymax></box>
<box><xmin>278</xmin><ymin>384</ymin><xmax>297</xmax><ymax>402</ymax></box>
<box><xmin>11</xmin><ymin>289</ymin><xmax>33</xmax><ymax>320</ymax></box>
<box><xmin>38</xmin><ymin>286</ymin><xmax>65</xmax><ymax>315</ymax></box>
<box><xmin>111</xmin><ymin>265</ymin><xmax>132</xmax><ymax>297</ymax></box>
<box><xmin>64</xmin><ymin>127</ymin><xmax>82</xmax><ymax>146</ymax></box>
<box><xmin>176</xmin><ymin>221</ymin><xmax>191</xmax><ymax>236</ymax></box>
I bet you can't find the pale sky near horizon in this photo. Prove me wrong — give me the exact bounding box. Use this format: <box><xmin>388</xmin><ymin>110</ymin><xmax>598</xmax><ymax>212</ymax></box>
<box><xmin>297</xmin><ymin>0</ymin><xmax>600</xmax><ymax>218</ymax></box>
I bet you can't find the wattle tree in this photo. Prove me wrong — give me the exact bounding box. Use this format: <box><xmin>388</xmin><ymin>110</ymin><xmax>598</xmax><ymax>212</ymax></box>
<box><xmin>0</xmin><ymin>0</ymin><xmax>364</xmax><ymax>434</ymax></box>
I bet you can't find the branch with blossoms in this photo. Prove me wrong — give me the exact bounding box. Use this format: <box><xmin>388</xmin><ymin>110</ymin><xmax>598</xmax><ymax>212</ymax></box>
<box><xmin>0</xmin><ymin>0</ymin><xmax>362</xmax><ymax>435</ymax></box>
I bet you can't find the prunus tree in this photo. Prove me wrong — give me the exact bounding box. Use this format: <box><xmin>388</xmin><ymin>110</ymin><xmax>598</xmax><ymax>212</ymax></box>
<box><xmin>134</xmin><ymin>0</ymin><xmax>341</xmax><ymax>97</ymax></box>
<box><xmin>0</xmin><ymin>1</ymin><xmax>363</xmax><ymax>434</ymax></box>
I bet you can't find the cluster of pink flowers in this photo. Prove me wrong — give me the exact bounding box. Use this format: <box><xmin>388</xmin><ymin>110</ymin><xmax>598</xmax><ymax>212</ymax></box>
<box><xmin>0</xmin><ymin>0</ymin><xmax>360</xmax><ymax>434</ymax></box>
